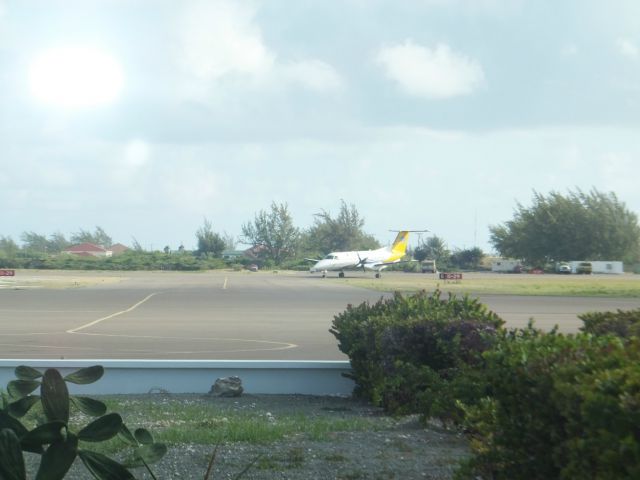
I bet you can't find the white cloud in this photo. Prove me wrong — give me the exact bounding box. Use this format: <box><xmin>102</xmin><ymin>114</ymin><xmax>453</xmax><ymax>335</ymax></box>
<box><xmin>175</xmin><ymin>0</ymin><xmax>344</xmax><ymax>99</ymax></box>
<box><xmin>616</xmin><ymin>37</ymin><xmax>639</xmax><ymax>60</ymax></box>
<box><xmin>177</xmin><ymin>0</ymin><xmax>274</xmax><ymax>82</ymax></box>
<box><xmin>375</xmin><ymin>40</ymin><xmax>485</xmax><ymax>99</ymax></box>
<box><xmin>281</xmin><ymin>60</ymin><xmax>344</xmax><ymax>92</ymax></box>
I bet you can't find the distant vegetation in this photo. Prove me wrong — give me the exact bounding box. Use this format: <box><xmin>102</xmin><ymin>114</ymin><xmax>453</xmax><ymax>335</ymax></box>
<box><xmin>2</xmin><ymin>189</ymin><xmax>639</xmax><ymax>271</ymax></box>
<box><xmin>490</xmin><ymin>188</ymin><xmax>640</xmax><ymax>266</ymax></box>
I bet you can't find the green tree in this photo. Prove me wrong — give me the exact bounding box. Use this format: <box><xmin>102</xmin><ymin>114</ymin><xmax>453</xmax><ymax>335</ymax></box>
<box><xmin>490</xmin><ymin>189</ymin><xmax>640</xmax><ymax>265</ymax></box>
<box><xmin>47</xmin><ymin>231</ymin><xmax>71</xmax><ymax>253</ymax></box>
<box><xmin>303</xmin><ymin>200</ymin><xmax>379</xmax><ymax>254</ymax></box>
<box><xmin>241</xmin><ymin>202</ymin><xmax>300</xmax><ymax>264</ymax></box>
<box><xmin>221</xmin><ymin>232</ymin><xmax>236</xmax><ymax>251</ymax></box>
<box><xmin>196</xmin><ymin>219</ymin><xmax>226</xmax><ymax>257</ymax></box>
<box><xmin>0</xmin><ymin>236</ymin><xmax>20</xmax><ymax>257</ymax></box>
<box><xmin>414</xmin><ymin>235</ymin><xmax>450</xmax><ymax>265</ymax></box>
<box><xmin>449</xmin><ymin>247</ymin><xmax>484</xmax><ymax>270</ymax></box>
<box><xmin>71</xmin><ymin>227</ymin><xmax>112</xmax><ymax>248</ymax></box>
<box><xmin>131</xmin><ymin>237</ymin><xmax>144</xmax><ymax>252</ymax></box>
<box><xmin>20</xmin><ymin>231</ymin><xmax>49</xmax><ymax>253</ymax></box>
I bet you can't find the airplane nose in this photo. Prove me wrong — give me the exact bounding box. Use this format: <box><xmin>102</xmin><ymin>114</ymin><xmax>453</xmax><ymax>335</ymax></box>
<box><xmin>310</xmin><ymin>261</ymin><xmax>323</xmax><ymax>273</ymax></box>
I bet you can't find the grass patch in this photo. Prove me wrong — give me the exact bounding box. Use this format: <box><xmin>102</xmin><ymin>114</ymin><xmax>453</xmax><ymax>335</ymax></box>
<box><xmin>343</xmin><ymin>273</ymin><xmax>640</xmax><ymax>297</ymax></box>
<box><xmin>61</xmin><ymin>396</ymin><xmax>393</xmax><ymax>457</ymax></box>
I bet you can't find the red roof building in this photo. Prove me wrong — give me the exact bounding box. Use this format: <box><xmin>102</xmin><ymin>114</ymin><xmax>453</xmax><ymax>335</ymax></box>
<box><xmin>63</xmin><ymin>243</ymin><xmax>112</xmax><ymax>257</ymax></box>
<box><xmin>109</xmin><ymin>243</ymin><xmax>130</xmax><ymax>256</ymax></box>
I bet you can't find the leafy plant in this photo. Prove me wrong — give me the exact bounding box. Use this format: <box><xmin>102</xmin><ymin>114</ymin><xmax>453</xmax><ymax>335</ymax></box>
<box><xmin>0</xmin><ymin>365</ymin><xmax>166</xmax><ymax>479</ymax></box>
<box><xmin>330</xmin><ymin>290</ymin><xmax>503</xmax><ymax>422</ymax></box>
<box><xmin>459</xmin><ymin>327</ymin><xmax>640</xmax><ymax>479</ymax></box>
<box><xmin>579</xmin><ymin>307</ymin><xmax>640</xmax><ymax>339</ymax></box>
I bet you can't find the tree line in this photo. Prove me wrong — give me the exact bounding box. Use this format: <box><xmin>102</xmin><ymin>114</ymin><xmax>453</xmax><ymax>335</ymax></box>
<box><xmin>0</xmin><ymin>201</ymin><xmax>383</xmax><ymax>270</ymax></box>
<box><xmin>2</xmin><ymin>189</ymin><xmax>639</xmax><ymax>271</ymax></box>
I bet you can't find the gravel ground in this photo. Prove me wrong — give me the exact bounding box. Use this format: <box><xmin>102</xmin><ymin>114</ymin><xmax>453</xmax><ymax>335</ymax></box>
<box><xmin>26</xmin><ymin>394</ymin><xmax>470</xmax><ymax>479</ymax></box>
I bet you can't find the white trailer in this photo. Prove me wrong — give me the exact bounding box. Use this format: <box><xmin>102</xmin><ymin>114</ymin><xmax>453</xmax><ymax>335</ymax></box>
<box><xmin>491</xmin><ymin>259</ymin><xmax>522</xmax><ymax>273</ymax></box>
<box><xmin>569</xmin><ymin>261</ymin><xmax>624</xmax><ymax>274</ymax></box>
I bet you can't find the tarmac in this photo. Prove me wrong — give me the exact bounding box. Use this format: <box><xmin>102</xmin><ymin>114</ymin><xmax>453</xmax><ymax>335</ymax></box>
<box><xmin>1</xmin><ymin>270</ymin><xmax>639</xmax><ymax>360</ymax></box>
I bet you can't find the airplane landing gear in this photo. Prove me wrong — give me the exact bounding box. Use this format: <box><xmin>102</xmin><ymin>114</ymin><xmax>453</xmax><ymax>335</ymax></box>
<box><xmin>321</xmin><ymin>270</ymin><xmax>327</xmax><ymax>278</ymax></box>
<box><xmin>375</xmin><ymin>273</ymin><xmax>381</xmax><ymax>278</ymax></box>
<box><xmin>339</xmin><ymin>271</ymin><xmax>345</xmax><ymax>278</ymax></box>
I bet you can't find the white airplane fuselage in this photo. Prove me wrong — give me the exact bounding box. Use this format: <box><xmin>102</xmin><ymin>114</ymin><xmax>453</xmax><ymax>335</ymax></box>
<box><xmin>309</xmin><ymin>247</ymin><xmax>401</xmax><ymax>274</ymax></box>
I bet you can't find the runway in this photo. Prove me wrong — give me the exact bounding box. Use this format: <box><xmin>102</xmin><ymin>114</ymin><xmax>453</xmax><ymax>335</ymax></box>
<box><xmin>1</xmin><ymin>271</ymin><xmax>639</xmax><ymax>360</ymax></box>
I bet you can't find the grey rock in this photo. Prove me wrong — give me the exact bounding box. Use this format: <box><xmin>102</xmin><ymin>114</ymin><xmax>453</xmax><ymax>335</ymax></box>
<box><xmin>209</xmin><ymin>376</ymin><xmax>244</xmax><ymax>397</ymax></box>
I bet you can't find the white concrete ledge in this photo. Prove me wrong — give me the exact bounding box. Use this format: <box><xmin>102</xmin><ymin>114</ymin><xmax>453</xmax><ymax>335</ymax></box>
<box><xmin>0</xmin><ymin>360</ymin><xmax>355</xmax><ymax>396</ymax></box>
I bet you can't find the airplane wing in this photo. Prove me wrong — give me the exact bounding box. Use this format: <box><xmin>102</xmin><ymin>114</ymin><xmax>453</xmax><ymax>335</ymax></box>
<box><xmin>367</xmin><ymin>259</ymin><xmax>418</xmax><ymax>268</ymax></box>
<box><xmin>304</xmin><ymin>258</ymin><xmax>322</xmax><ymax>262</ymax></box>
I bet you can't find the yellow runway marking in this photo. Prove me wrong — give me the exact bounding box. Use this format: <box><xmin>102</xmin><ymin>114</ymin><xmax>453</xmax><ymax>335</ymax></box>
<box><xmin>66</xmin><ymin>293</ymin><xmax>158</xmax><ymax>334</ymax></box>
<box><xmin>223</xmin><ymin>276</ymin><xmax>228</xmax><ymax>289</ymax></box>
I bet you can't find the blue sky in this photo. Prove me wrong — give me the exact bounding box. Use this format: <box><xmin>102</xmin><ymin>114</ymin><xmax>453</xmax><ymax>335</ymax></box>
<box><xmin>1</xmin><ymin>0</ymin><xmax>639</xmax><ymax>252</ymax></box>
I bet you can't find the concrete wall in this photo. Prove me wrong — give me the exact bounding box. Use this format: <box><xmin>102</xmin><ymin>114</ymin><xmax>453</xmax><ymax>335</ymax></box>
<box><xmin>0</xmin><ymin>360</ymin><xmax>355</xmax><ymax>396</ymax></box>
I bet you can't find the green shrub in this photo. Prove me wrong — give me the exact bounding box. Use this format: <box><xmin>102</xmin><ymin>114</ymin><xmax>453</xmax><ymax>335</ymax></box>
<box><xmin>459</xmin><ymin>327</ymin><xmax>640</xmax><ymax>479</ymax></box>
<box><xmin>0</xmin><ymin>365</ymin><xmax>166</xmax><ymax>479</ymax></box>
<box><xmin>580</xmin><ymin>308</ymin><xmax>640</xmax><ymax>339</ymax></box>
<box><xmin>330</xmin><ymin>290</ymin><xmax>503</xmax><ymax>421</ymax></box>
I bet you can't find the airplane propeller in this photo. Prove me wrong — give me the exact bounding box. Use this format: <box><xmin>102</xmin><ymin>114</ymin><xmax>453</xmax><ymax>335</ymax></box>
<box><xmin>356</xmin><ymin>253</ymin><xmax>368</xmax><ymax>272</ymax></box>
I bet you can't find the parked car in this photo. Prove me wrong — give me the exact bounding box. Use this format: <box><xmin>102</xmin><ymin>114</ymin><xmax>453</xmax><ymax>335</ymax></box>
<box><xmin>556</xmin><ymin>262</ymin><xmax>571</xmax><ymax>274</ymax></box>
<box><xmin>576</xmin><ymin>262</ymin><xmax>592</xmax><ymax>275</ymax></box>
<box><xmin>247</xmin><ymin>264</ymin><xmax>259</xmax><ymax>272</ymax></box>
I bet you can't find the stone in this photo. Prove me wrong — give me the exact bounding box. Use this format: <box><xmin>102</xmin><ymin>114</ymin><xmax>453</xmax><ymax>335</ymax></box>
<box><xmin>209</xmin><ymin>376</ymin><xmax>243</xmax><ymax>397</ymax></box>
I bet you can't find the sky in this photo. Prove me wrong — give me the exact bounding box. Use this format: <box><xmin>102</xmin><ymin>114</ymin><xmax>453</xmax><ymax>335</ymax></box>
<box><xmin>1</xmin><ymin>0</ymin><xmax>640</xmax><ymax>252</ymax></box>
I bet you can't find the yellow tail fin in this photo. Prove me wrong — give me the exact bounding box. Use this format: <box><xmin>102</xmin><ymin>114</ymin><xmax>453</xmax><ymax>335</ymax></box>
<box><xmin>391</xmin><ymin>231</ymin><xmax>409</xmax><ymax>255</ymax></box>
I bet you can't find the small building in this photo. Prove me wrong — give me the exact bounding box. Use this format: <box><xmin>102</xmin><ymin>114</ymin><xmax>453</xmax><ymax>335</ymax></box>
<box><xmin>222</xmin><ymin>250</ymin><xmax>246</xmax><ymax>261</ymax></box>
<box><xmin>569</xmin><ymin>261</ymin><xmax>624</xmax><ymax>274</ymax></box>
<box><xmin>63</xmin><ymin>243</ymin><xmax>112</xmax><ymax>258</ymax></box>
<box><xmin>491</xmin><ymin>259</ymin><xmax>522</xmax><ymax>273</ymax></box>
<box><xmin>109</xmin><ymin>243</ymin><xmax>130</xmax><ymax>256</ymax></box>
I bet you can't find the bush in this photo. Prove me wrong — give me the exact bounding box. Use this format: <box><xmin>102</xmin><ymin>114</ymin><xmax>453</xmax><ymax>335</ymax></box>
<box><xmin>330</xmin><ymin>290</ymin><xmax>504</xmax><ymax>422</ymax></box>
<box><xmin>0</xmin><ymin>365</ymin><xmax>166</xmax><ymax>479</ymax></box>
<box><xmin>459</xmin><ymin>327</ymin><xmax>640</xmax><ymax>479</ymax></box>
<box><xmin>580</xmin><ymin>308</ymin><xmax>640</xmax><ymax>339</ymax></box>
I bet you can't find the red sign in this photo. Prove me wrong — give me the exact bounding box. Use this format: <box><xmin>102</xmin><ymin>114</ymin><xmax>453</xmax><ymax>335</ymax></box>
<box><xmin>0</xmin><ymin>269</ymin><xmax>15</xmax><ymax>276</ymax></box>
<box><xmin>439</xmin><ymin>272</ymin><xmax>463</xmax><ymax>280</ymax></box>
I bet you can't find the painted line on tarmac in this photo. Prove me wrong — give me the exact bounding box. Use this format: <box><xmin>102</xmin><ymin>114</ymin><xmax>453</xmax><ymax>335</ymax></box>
<box><xmin>223</xmin><ymin>276</ymin><xmax>228</xmax><ymax>289</ymax></box>
<box><xmin>66</xmin><ymin>292</ymin><xmax>158</xmax><ymax>334</ymax></box>
<box><xmin>62</xmin><ymin>331</ymin><xmax>298</xmax><ymax>352</ymax></box>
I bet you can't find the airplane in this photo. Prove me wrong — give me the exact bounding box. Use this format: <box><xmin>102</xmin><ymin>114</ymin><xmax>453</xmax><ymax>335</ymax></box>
<box><xmin>308</xmin><ymin>230</ymin><xmax>427</xmax><ymax>278</ymax></box>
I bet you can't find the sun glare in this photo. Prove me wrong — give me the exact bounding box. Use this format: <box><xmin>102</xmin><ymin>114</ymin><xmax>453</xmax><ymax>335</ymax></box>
<box><xmin>28</xmin><ymin>46</ymin><xmax>124</xmax><ymax>109</ymax></box>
